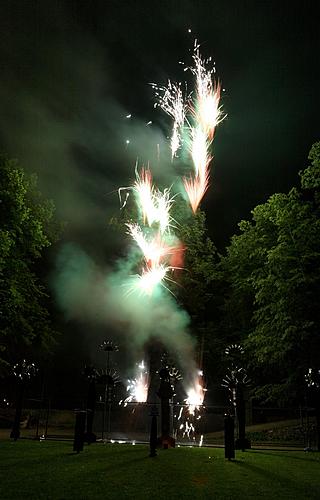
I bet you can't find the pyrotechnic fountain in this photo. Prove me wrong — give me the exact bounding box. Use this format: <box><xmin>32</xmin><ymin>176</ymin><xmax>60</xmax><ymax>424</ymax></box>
<box><xmin>121</xmin><ymin>360</ymin><xmax>149</xmax><ymax>406</ymax></box>
<box><xmin>117</xmin><ymin>41</ymin><xmax>224</xmax><ymax>443</ymax></box>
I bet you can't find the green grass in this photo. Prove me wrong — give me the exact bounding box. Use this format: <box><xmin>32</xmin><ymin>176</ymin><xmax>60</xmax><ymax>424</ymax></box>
<box><xmin>0</xmin><ymin>440</ymin><xmax>319</xmax><ymax>499</ymax></box>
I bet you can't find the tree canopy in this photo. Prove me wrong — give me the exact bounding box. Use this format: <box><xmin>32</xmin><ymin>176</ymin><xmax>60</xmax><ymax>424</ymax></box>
<box><xmin>0</xmin><ymin>154</ymin><xmax>61</xmax><ymax>374</ymax></box>
<box><xmin>220</xmin><ymin>141</ymin><xmax>320</xmax><ymax>402</ymax></box>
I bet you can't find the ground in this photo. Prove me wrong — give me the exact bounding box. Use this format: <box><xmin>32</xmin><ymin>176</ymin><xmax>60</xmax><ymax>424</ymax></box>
<box><xmin>0</xmin><ymin>440</ymin><xmax>319</xmax><ymax>499</ymax></box>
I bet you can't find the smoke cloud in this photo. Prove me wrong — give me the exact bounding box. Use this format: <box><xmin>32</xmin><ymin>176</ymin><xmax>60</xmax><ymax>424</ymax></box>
<box><xmin>52</xmin><ymin>243</ymin><xmax>196</xmax><ymax>381</ymax></box>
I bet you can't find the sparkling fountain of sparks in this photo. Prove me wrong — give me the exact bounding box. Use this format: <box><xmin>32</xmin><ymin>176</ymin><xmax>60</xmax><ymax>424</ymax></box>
<box><xmin>126</xmin><ymin>223</ymin><xmax>179</xmax><ymax>268</ymax></box>
<box><xmin>121</xmin><ymin>166</ymin><xmax>182</xmax><ymax>296</ymax></box>
<box><xmin>153</xmin><ymin>42</ymin><xmax>225</xmax><ymax>213</ymax></box>
<box><xmin>121</xmin><ymin>361</ymin><xmax>149</xmax><ymax>406</ymax></box>
<box><xmin>151</xmin><ymin>81</ymin><xmax>186</xmax><ymax>158</ymax></box>
<box><xmin>183</xmin><ymin>45</ymin><xmax>224</xmax><ymax>212</ymax></box>
<box><xmin>133</xmin><ymin>167</ymin><xmax>175</xmax><ymax>234</ymax></box>
<box><xmin>185</xmin><ymin>370</ymin><xmax>206</xmax><ymax>415</ymax></box>
<box><xmin>191</xmin><ymin>47</ymin><xmax>224</xmax><ymax>139</ymax></box>
<box><xmin>183</xmin><ymin>125</ymin><xmax>211</xmax><ymax>213</ymax></box>
<box><xmin>174</xmin><ymin>370</ymin><xmax>206</xmax><ymax>442</ymax></box>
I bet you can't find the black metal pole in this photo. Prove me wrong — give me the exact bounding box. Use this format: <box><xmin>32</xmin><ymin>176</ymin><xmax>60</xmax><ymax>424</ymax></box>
<box><xmin>224</xmin><ymin>413</ymin><xmax>235</xmax><ymax>460</ymax></box>
<box><xmin>235</xmin><ymin>386</ymin><xmax>251</xmax><ymax>450</ymax></box>
<box><xmin>73</xmin><ymin>410</ymin><xmax>86</xmax><ymax>453</ymax></box>
<box><xmin>149</xmin><ymin>406</ymin><xmax>158</xmax><ymax>457</ymax></box>
<box><xmin>10</xmin><ymin>381</ymin><xmax>24</xmax><ymax>441</ymax></box>
<box><xmin>85</xmin><ymin>378</ymin><xmax>97</xmax><ymax>444</ymax></box>
<box><xmin>157</xmin><ymin>368</ymin><xmax>175</xmax><ymax>448</ymax></box>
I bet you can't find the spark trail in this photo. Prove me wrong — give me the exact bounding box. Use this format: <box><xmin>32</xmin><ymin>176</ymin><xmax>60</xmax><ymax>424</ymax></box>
<box><xmin>121</xmin><ymin>167</ymin><xmax>182</xmax><ymax>296</ymax></box>
<box><xmin>175</xmin><ymin>370</ymin><xmax>206</xmax><ymax>442</ymax></box>
<box><xmin>121</xmin><ymin>361</ymin><xmax>149</xmax><ymax>405</ymax></box>
<box><xmin>153</xmin><ymin>42</ymin><xmax>225</xmax><ymax>212</ymax></box>
<box><xmin>151</xmin><ymin>81</ymin><xmax>186</xmax><ymax>159</ymax></box>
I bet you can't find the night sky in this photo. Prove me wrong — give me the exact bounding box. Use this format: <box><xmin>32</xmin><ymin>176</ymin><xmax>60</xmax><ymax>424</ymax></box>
<box><xmin>1</xmin><ymin>0</ymin><xmax>319</xmax><ymax>252</ymax></box>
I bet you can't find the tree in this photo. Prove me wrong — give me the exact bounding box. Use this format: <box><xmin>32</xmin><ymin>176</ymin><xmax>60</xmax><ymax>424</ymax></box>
<box><xmin>0</xmin><ymin>154</ymin><xmax>61</xmax><ymax>374</ymax></box>
<box><xmin>172</xmin><ymin>203</ymin><xmax>220</xmax><ymax>322</ymax></box>
<box><xmin>221</xmin><ymin>142</ymin><xmax>320</xmax><ymax>403</ymax></box>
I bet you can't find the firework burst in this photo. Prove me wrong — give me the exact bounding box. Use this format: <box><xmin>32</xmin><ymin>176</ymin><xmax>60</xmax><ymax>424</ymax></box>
<box><xmin>151</xmin><ymin>80</ymin><xmax>186</xmax><ymax>158</ymax></box>
<box><xmin>121</xmin><ymin>165</ymin><xmax>182</xmax><ymax>295</ymax></box>
<box><xmin>153</xmin><ymin>42</ymin><xmax>225</xmax><ymax>213</ymax></box>
<box><xmin>121</xmin><ymin>361</ymin><xmax>149</xmax><ymax>405</ymax></box>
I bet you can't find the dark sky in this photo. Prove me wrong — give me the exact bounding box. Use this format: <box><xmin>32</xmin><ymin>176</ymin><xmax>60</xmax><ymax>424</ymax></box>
<box><xmin>1</xmin><ymin>0</ymin><xmax>319</xmax><ymax>250</ymax></box>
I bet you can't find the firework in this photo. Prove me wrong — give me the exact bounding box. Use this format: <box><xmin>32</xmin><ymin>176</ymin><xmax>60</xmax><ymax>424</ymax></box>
<box><xmin>183</xmin><ymin>124</ymin><xmax>211</xmax><ymax>212</ymax></box>
<box><xmin>191</xmin><ymin>46</ymin><xmax>224</xmax><ymax>139</ymax></box>
<box><xmin>152</xmin><ymin>42</ymin><xmax>225</xmax><ymax>213</ymax></box>
<box><xmin>121</xmin><ymin>361</ymin><xmax>149</xmax><ymax>405</ymax></box>
<box><xmin>182</xmin><ymin>46</ymin><xmax>224</xmax><ymax>212</ymax></box>
<box><xmin>173</xmin><ymin>369</ymin><xmax>206</xmax><ymax>443</ymax></box>
<box><xmin>185</xmin><ymin>369</ymin><xmax>206</xmax><ymax>415</ymax></box>
<box><xmin>151</xmin><ymin>80</ymin><xmax>186</xmax><ymax>158</ymax></box>
<box><xmin>132</xmin><ymin>167</ymin><xmax>175</xmax><ymax>234</ymax></box>
<box><xmin>135</xmin><ymin>264</ymin><xmax>170</xmax><ymax>295</ymax></box>
<box><xmin>120</xmin><ymin>164</ymin><xmax>182</xmax><ymax>295</ymax></box>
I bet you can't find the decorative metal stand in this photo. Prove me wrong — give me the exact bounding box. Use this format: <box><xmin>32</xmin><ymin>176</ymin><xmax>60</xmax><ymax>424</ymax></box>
<box><xmin>73</xmin><ymin>410</ymin><xmax>86</xmax><ymax>453</ymax></box>
<box><xmin>99</xmin><ymin>340</ymin><xmax>119</xmax><ymax>441</ymax></box>
<box><xmin>83</xmin><ymin>366</ymin><xmax>98</xmax><ymax>444</ymax></box>
<box><xmin>222</xmin><ymin>344</ymin><xmax>251</xmax><ymax>451</ymax></box>
<box><xmin>10</xmin><ymin>360</ymin><xmax>37</xmax><ymax>441</ymax></box>
<box><xmin>224</xmin><ymin>413</ymin><xmax>235</xmax><ymax>460</ymax></box>
<box><xmin>149</xmin><ymin>405</ymin><xmax>159</xmax><ymax>457</ymax></box>
<box><xmin>157</xmin><ymin>368</ymin><xmax>175</xmax><ymax>448</ymax></box>
<box><xmin>305</xmin><ymin>367</ymin><xmax>320</xmax><ymax>451</ymax></box>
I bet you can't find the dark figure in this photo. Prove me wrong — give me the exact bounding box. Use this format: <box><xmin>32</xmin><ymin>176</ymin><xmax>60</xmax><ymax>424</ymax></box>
<box><xmin>224</xmin><ymin>413</ymin><xmax>235</xmax><ymax>460</ymax></box>
<box><xmin>157</xmin><ymin>368</ymin><xmax>175</xmax><ymax>448</ymax></box>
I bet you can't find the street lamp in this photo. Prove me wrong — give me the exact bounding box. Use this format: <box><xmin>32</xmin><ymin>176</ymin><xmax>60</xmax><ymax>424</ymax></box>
<box><xmin>222</xmin><ymin>344</ymin><xmax>251</xmax><ymax>451</ymax></box>
<box><xmin>10</xmin><ymin>360</ymin><xmax>37</xmax><ymax>441</ymax></box>
<box><xmin>99</xmin><ymin>340</ymin><xmax>119</xmax><ymax>440</ymax></box>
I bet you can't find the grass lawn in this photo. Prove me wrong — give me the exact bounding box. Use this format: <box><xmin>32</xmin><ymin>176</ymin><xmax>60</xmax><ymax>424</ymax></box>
<box><xmin>0</xmin><ymin>440</ymin><xmax>319</xmax><ymax>499</ymax></box>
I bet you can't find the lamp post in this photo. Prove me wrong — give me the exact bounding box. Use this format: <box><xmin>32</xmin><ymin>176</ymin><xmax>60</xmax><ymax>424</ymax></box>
<box><xmin>305</xmin><ymin>367</ymin><xmax>320</xmax><ymax>451</ymax></box>
<box><xmin>83</xmin><ymin>365</ymin><xmax>98</xmax><ymax>444</ymax></box>
<box><xmin>157</xmin><ymin>367</ymin><xmax>175</xmax><ymax>448</ymax></box>
<box><xmin>10</xmin><ymin>360</ymin><xmax>37</xmax><ymax>441</ymax></box>
<box><xmin>99</xmin><ymin>340</ymin><xmax>119</xmax><ymax>440</ymax></box>
<box><xmin>222</xmin><ymin>344</ymin><xmax>251</xmax><ymax>451</ymax></box>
